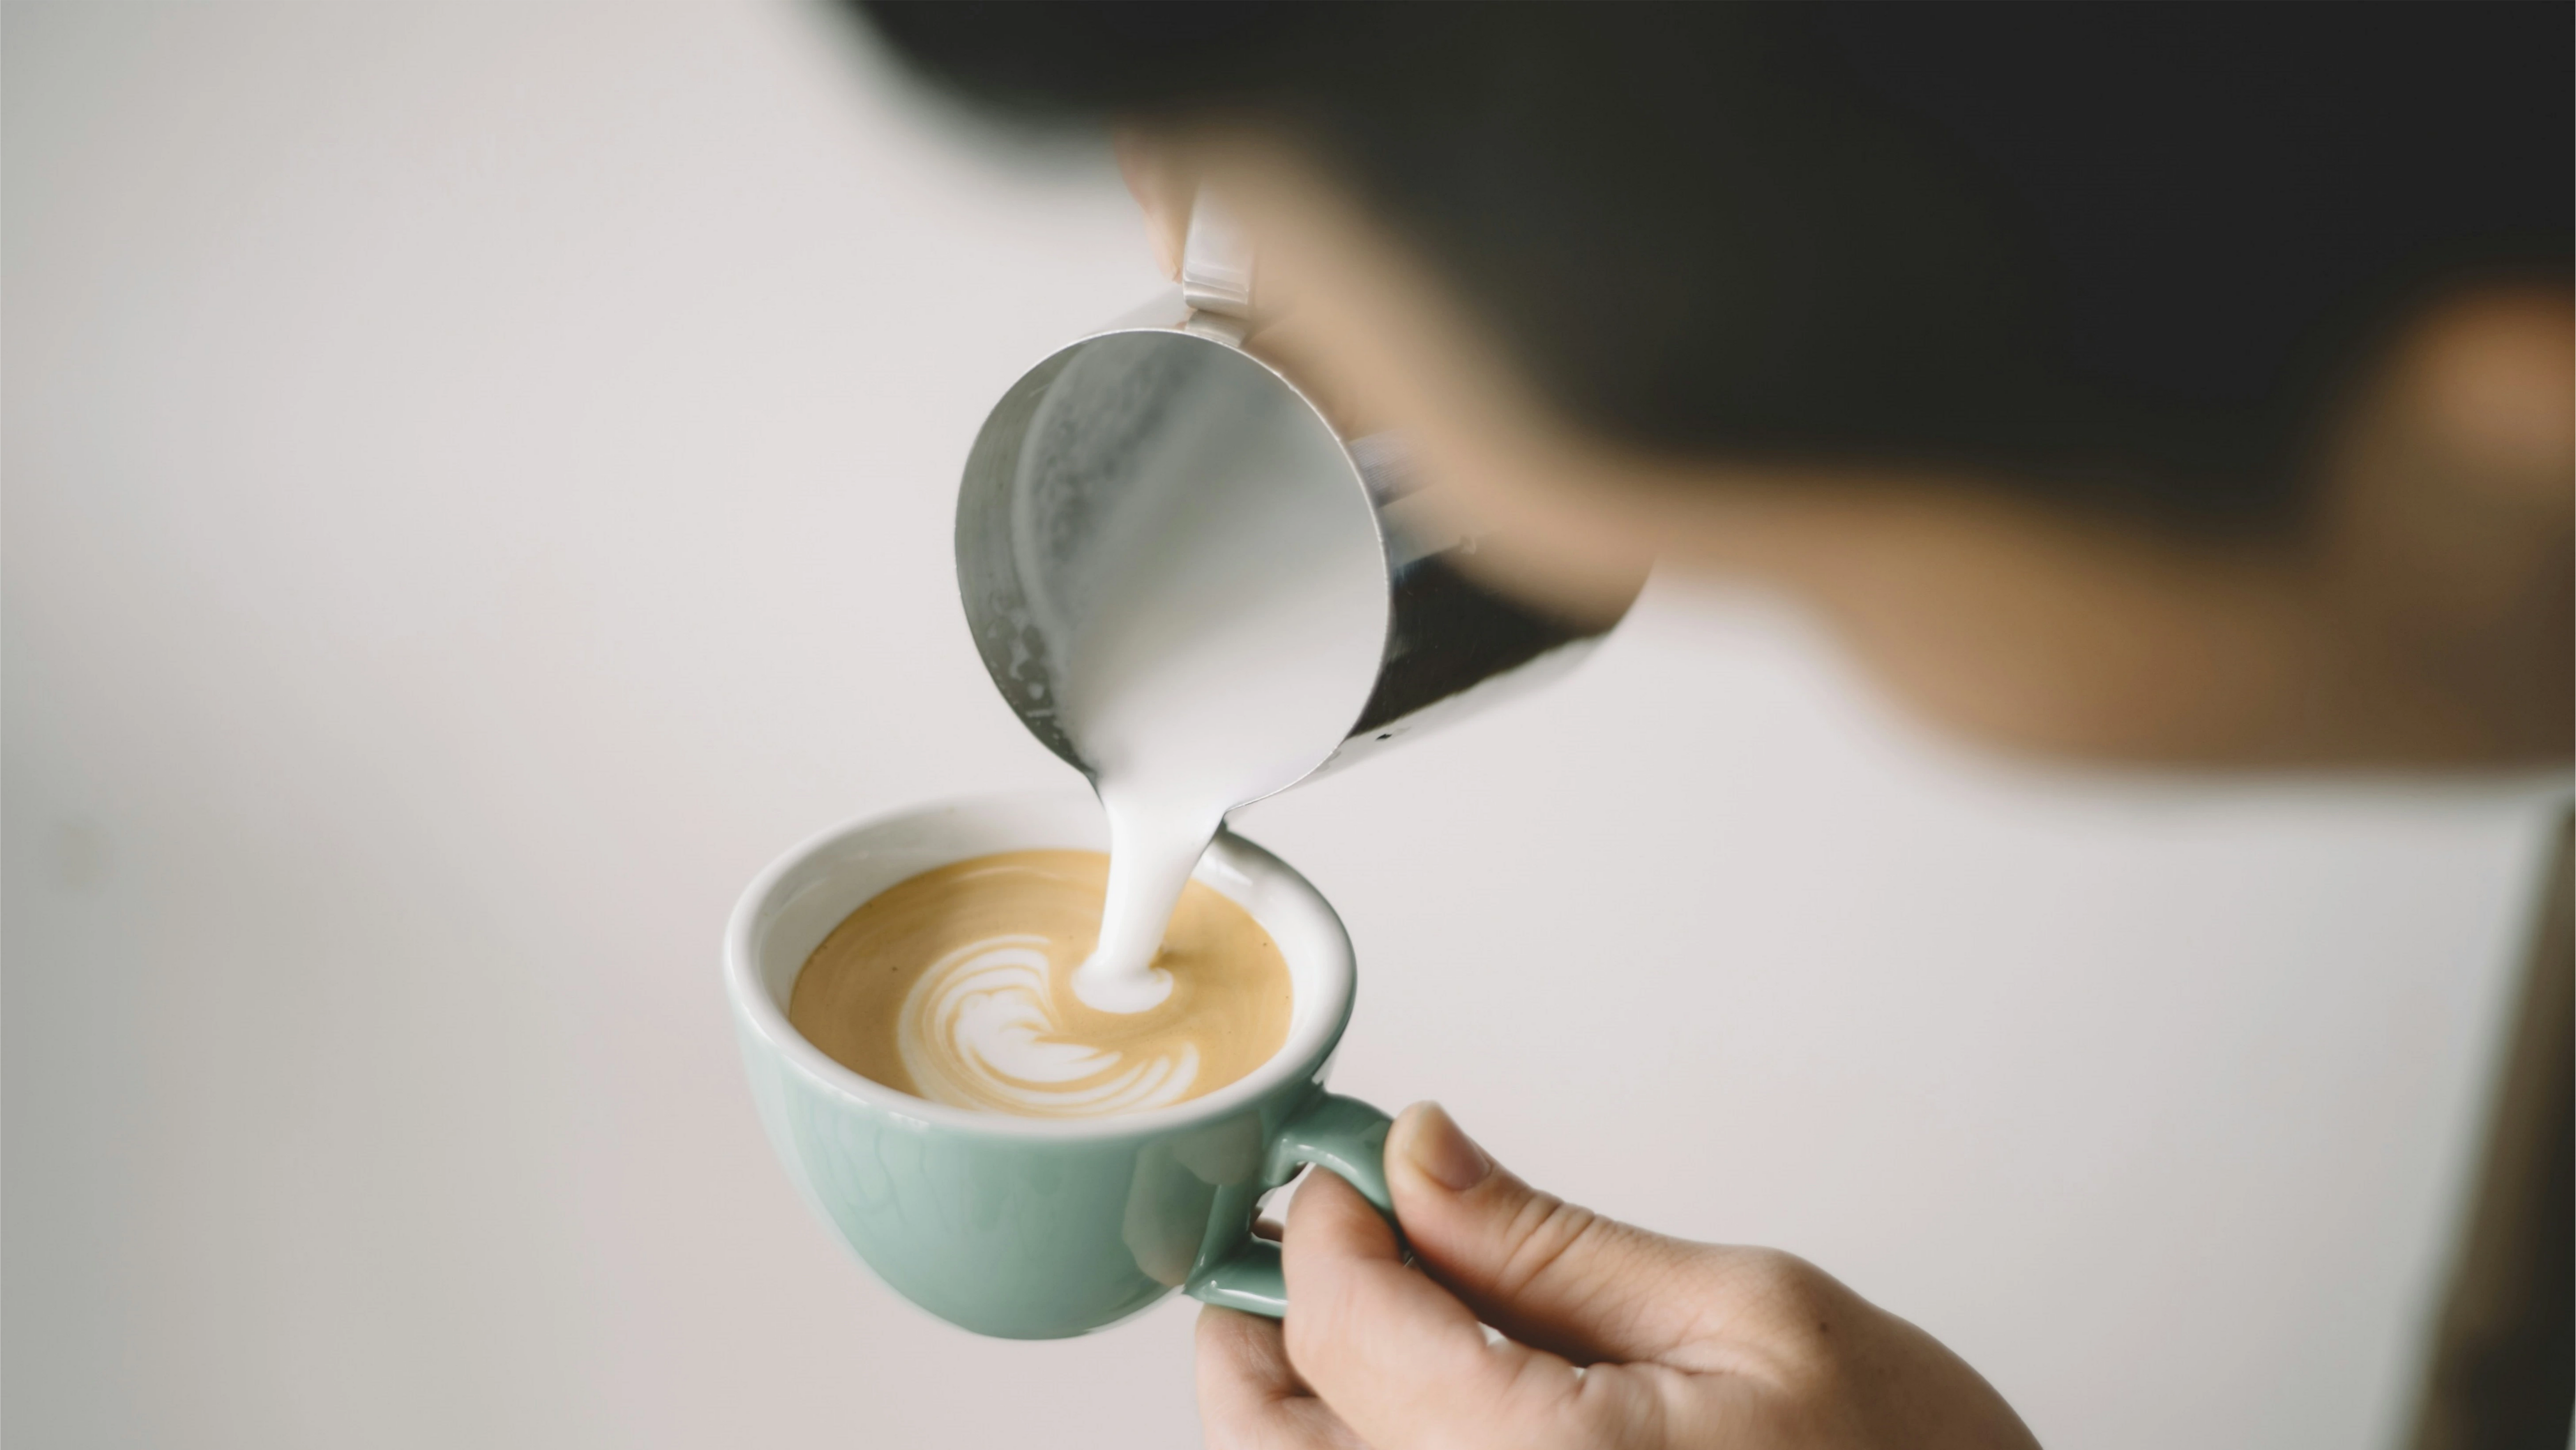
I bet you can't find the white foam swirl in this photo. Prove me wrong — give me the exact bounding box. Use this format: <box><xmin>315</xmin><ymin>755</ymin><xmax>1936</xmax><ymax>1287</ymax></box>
<box><xmin>896</xmin><ymin>934</ymin><xmax>1200</xmax><ymax>1116</ymax></box>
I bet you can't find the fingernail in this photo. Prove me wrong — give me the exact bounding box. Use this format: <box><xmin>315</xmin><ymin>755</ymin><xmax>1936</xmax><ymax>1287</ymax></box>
<box><xmin>1403</xmin><ymin>1102</ymin><xmax>1490</xmax><ymax>1191</ymax></box>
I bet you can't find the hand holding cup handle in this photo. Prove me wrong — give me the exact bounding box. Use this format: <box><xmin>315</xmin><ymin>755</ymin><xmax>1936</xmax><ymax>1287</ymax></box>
<box><xmin>1195</xmin><ymin>1103</ymin><xmax>2046</xmax><ymax>1450</ymax></box>
<box><xmin>1187</xmin><ymin>1092</ymin><xmax>1398</xmax><ymax>1317</ymax></box>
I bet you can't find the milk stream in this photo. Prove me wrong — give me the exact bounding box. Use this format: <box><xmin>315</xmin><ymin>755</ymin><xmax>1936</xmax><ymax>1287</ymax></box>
<box><xmin>1016</xmin><ymin>339</ymin><xmax>1386</xmax><ymax>1013</ymax></box>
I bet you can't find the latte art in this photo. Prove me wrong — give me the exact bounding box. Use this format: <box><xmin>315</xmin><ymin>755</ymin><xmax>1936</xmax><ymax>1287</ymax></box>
<box><xmin>788</xmin><ymin>850</ymin><xmax>1292</xmax><ymax>1119</ymax></box>
<box><xmin>901</xmin><ymin>934</ymin><xmax>1202</xmax><ymax>1114</ymax></box>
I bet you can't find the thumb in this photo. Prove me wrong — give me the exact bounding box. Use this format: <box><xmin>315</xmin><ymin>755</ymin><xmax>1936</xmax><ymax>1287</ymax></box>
<box><xmin>1280</xmin><ymin>1168</ymin><xmax>1665</xmax><ymax>1450</ymax></box>
<box><xmin>1384</xmin><ymin>1102</ymin><xmax>1720</xmax><ymax>1365</ymax></box>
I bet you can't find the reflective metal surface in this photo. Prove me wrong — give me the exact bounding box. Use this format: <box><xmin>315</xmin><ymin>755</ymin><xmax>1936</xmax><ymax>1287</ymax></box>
<box><xmin>955</xmin><ymin>197</ymin><xmax>1645</xmax><ymax>793</ymax></box>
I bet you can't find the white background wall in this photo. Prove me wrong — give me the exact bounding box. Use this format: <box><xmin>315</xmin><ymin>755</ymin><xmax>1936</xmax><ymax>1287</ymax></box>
<box><xmin>4</xmin><ymin>4</ymin><xmax>2564</xmax><ymax>1446</ymax></box>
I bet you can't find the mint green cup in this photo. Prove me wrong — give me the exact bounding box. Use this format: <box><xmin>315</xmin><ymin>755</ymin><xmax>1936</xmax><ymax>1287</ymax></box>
<box><xmin>724</xmin><ymin>792</ymin><xmax>1396</xmax><ymax>1340</ymax></box>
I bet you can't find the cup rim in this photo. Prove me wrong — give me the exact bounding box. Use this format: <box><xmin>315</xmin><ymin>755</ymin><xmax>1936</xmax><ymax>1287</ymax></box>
<box><xmin>723</xmin><ymin>789</ymin><xmax>1358</xmax><ymax>1141</ymax></box>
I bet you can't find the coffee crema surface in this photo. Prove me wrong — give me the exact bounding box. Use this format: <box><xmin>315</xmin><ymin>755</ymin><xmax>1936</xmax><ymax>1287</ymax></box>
<box><xmin>788</xmin><ymin>850</ymin><xmax>1293</xmax><ymax>1118</ymax></box>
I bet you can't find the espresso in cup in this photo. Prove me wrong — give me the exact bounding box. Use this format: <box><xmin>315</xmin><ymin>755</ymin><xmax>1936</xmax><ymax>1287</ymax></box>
<box><xmin>787</xmin><ymin>849</ymin><xmax>1292</xmax><ymax>1119</ymax></box>
<box><xmin>733</xmin><ymin>794</ymin><xmax>1393</xmax><ymax>1334</ymax></box>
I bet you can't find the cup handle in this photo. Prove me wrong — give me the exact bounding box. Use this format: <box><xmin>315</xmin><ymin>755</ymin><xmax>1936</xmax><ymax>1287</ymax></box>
<box><xmin>1186</xmin><ymin>1092</ymin><xmax>1397</xmax><ymax>1318</ymax></box>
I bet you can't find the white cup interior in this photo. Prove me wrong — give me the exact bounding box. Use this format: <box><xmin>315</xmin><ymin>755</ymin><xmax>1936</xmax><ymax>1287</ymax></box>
<box><xmin>725</xmin><ymin>791</ymin><xmax>1357</xmax><ymax>1136</ymax></box>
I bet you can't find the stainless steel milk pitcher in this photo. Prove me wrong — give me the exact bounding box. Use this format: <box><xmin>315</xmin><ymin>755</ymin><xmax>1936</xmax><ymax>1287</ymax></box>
<box><xmin>955</xmin><ymin>195</ymin><xmax>1645</xmax><ymax>789</ymax></box>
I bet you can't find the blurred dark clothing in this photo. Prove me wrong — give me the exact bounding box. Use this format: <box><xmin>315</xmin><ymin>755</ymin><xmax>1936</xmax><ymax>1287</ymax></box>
<box><xmin>2410</xmin><ymin>816</ymin><xmax>2572</xmax><ymax>1450</ymax></box>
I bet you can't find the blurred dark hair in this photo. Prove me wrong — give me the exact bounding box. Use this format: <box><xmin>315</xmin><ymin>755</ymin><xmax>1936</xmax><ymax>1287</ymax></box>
<box><xmin>856</xmin><ymin>2</ymin><xmax>2570</xmax><ymax>534</ymax></box>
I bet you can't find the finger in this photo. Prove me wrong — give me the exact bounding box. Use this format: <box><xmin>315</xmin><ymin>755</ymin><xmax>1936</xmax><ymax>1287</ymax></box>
<box><xmin>1239</xmin><ymin>311</ymin><xmax>1389</xmax><ymax>439</ymax></box>
<box><xmin>1198</xmin><ymin>1303</ymin><xmax>1304</xmax><ymax>1408</ymax></box>
<box><xmin>1113</xmin><ymin>129</ymin><xmax>1191</xmax><ymax>281</ymax></box>
<box><xmin>1383</xmin><ymin>1102</ymin><xmax>1725</xmax><ymax>1368</ymax></box>
<box><xmin>1284</xmin><ymin>1169</ymin><xmax>1664</xmax><ymax>1450</ymax></box>
<box><xmin>1114</xmin><ymin>136</ymin><xmax>1368</xmax><ymax>433</ymax></box>
<box><xmin>1195</xmin><ymin>1305</ymin><xmax>1370</xmax><ymax>1450</ymax></box>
